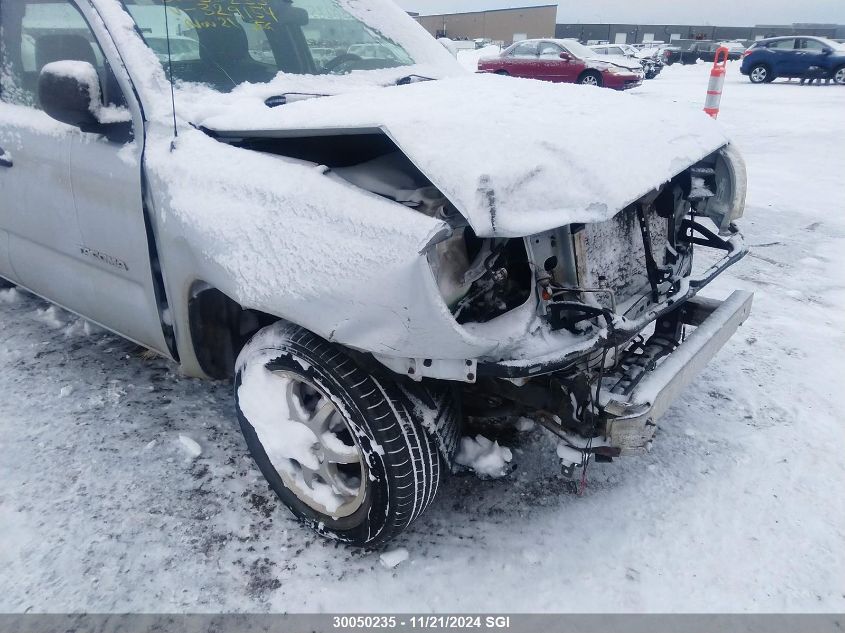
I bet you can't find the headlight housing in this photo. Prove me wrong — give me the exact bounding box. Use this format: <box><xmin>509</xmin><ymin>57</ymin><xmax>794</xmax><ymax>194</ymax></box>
<box><xmin>697</xmin><ymin>144</ymin><xmax>748</xmax><ymax>234</ymax></box>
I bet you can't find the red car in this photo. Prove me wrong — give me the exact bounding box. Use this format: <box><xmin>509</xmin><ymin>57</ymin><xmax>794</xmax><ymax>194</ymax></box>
<box><xmin>478</xmin><ymin>39</ymin><xmax>645</xmax><ymax>90</ymax></box>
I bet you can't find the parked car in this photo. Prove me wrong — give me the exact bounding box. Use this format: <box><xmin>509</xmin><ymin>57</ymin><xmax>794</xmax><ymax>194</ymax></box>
<box><xmin>479</xmin><ymin>38</ymin><xmax>644</xmax><ymax>89</ymax></box>
<box><xmin>741</xmin><ymin>36</ymin><xmax>845</xmax><ymax>84</ymax></box>
<box><xmin>0</xmin><ymin>0</ymin><xmax>751</xmax><ymax>547</ymax></box>
<box><xmin>589</xmin><ymin>43</ymin><xmax>662</xmax><ymax>79</ymax></box>
<box><xmin>719</xmin><ymin>41</ymin><xmax>750</xmax><ymax>59</ymax></box>
<box><xmin>664</xmin><ymin>41</ymin><xmax>724</xmax><ymax>65</ymax></box>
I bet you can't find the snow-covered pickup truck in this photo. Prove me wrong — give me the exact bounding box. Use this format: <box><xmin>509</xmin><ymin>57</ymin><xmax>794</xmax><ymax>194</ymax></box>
<box><xmin>0</xmin><ymin>0</ymin><xmax>751</xmax><ymax>546</ymax></box>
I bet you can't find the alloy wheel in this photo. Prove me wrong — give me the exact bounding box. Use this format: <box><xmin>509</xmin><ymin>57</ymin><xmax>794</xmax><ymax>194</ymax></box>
<box><xmin>267</xmin><ymin>370</ymin><xmax>367</xmax><ymax>517</ymax></box>
<box><xmin>750</xmin><ymin>66</ymin><xmax>768</xmax><ymax>83</ymax></box>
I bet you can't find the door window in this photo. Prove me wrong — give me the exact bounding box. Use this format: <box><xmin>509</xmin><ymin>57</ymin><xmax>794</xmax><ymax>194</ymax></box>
<box><xmin>538</xmin><ymin>42</ymin><xmax>562</xmax><ymax>58</ymax></box>
<box><xmin>798</xmin><ymin>39</ymin><xmax>826</xmax><ymax>51</ymax></box>
<box><xmin>767</xmin><ymin>39</ymin><xmax>796</xmax><ymax>50</ymax></box>
<box><xmin>509</xmin><ymin>41</ymin><xmax>538</xmax><ymax>58</ymax></box>
<box><xmin>0</xmin><ymin>0</ymin><xmax>125</xmax><ymax>109</ymax></box>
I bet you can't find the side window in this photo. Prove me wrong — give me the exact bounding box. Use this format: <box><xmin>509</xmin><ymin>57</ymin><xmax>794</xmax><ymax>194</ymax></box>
<box><xmin>768</xmin><ymin>39</ymin><xmax>796</xmax><ymax>50</ymax></box>
<box><xmin>509</xmin><ymin>42</ymin><xmax>537</xmax><ymax>58</ymax></box>
<box><xmin>798</xmin><ymin>39</ymin><xmax>825</xmax><ymax>51</ymax></box>
<box><xmin>538</xmin><ymin>42</ymin><xmax>561</xmax><ymax>58</ymax></box>
<box><xmin>0</xmin><ymin>0</ymin><xmax>125</xmax><ymax>109</ymax></box>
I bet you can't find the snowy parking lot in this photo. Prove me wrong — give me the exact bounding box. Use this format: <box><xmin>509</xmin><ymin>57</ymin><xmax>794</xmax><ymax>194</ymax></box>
<box><xmin>1</xmin><ymin>62</ymin><xmax>844</xmax><ymax>613</ymax></box>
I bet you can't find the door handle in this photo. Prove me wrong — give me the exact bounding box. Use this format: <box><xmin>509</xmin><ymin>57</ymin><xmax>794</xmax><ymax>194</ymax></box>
<box><xmin>0</xmin><ymin>147</ymin><xmax>11</xmax><ymax>168</ymax></box>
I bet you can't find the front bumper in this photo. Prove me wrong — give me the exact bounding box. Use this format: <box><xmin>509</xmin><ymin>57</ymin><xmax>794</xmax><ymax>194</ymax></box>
<box><xmin>607</xmin><ymin>74</ymin><xmax>644</xmax><ymax>90</ymax></box>
<box><xmin>601</xmin><ymin>289</ymin><xmax>753</xmax><ymax>454</ymax></box>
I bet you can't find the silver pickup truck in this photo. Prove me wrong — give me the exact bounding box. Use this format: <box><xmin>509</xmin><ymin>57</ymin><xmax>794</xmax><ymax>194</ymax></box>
<box><xmin>0</xmin><ymin>0</ymin><xmax>751</xmax><ymax>546</ymax></box>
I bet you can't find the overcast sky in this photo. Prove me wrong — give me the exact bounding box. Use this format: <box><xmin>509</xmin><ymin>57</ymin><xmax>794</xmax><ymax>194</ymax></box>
<box><xmin>396</xmin><ymin>0</ymin><xmax>845</xmax><ymax>26</ymax></box>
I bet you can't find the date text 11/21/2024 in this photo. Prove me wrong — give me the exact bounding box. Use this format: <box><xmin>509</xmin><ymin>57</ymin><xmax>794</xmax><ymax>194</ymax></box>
<box><xmin>333</xmin><ymin>615</ymin><xmax>512</xmax><ymax>629</ymax></box>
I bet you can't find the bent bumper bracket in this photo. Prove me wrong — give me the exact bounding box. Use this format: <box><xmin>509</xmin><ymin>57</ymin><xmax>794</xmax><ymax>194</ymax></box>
<box><xmin>600</xmin><ymin>289</ymin><xmax>753</xmax><ymax>454</ymax></box>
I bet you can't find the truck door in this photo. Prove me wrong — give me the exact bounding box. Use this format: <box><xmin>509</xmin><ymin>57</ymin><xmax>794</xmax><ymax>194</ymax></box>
<box><xmin>0</xmin><ymin>0</ymin><xmax>172</xmax><ymax>355</ymax></box>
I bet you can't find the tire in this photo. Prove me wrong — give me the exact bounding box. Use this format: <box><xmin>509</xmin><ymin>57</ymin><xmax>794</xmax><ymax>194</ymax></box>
<box><xmin>234</xmin><ymin>321</ymin><xmax>460</xmax><ymax>547</ymax></box>
<box><xmin>494</xmin><ymin>69</ymin><xmax>509</xmax><ymax>76</ymax></box>
<box><xmin>833</xmin><ymin>65</ymin><xmax>845</xmax><ymax>86</ymax></box>
<box><xmin>578</xmin><ymin>71</ymin><xmax>602</xmax><ymax>87</ymax></box>
<box><xmin>749</xmin><ymin>63</ymin><xmax>773</xmax><ymax>84</ymax></box>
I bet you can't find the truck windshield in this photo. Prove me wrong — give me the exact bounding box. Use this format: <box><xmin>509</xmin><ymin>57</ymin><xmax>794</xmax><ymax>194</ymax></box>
<box><xmin>122</xmin><ymin>0</ymin><xmax>415</xmax><ymax>91</ymax></box>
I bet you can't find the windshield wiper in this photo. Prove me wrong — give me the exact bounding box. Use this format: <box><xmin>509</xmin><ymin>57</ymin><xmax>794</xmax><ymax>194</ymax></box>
<box><xmin>264</xmin><ymin>93</ymin><xmax>328</xmax><ymax>108</ymax></box>
<box><xmin>395</xmin><ymin>74</ymin><xmax>435</xmax><ymax>85</ymax></box>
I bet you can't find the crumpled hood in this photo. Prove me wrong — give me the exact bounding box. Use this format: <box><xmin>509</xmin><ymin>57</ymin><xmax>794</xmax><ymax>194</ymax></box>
<box><xmin>199</xmin><ymin>74</ymin><xmax>729</xmax><ymax>237</ymax></box>
<box><xmin>584</xmin><ymin>54</ymin><xmax>643</xmax><ymax>71</ymax></box>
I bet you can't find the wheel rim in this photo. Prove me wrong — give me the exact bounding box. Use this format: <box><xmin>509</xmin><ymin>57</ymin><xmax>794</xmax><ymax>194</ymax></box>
<box><xmin>262</xmin><ymin>369</ymin><xmax>367</xmax><ymax>518</ymax></box>
<box><xmin>581</xmin><ymin>75</ymin><xmax>598</xmax><ymax>86</ymax></box>
<box><xmin>751</xmin><ymin>66</ymin><xmax>767</xmax><ymax>82</ymax></box>
<box><xmin>835</xmin><ymin>68</ymin><xmax>845</xmax><ymax>85</ymax></box>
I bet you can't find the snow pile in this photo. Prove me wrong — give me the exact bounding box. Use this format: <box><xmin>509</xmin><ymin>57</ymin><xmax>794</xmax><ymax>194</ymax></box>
<box><xmin>455</xmin><ymin>435</ymin><xmax>513</xmax><ymax>478</ymax></box>
<box><xmin>33</xmin><ymin>306</ymin><xmax>64</xmax><ymax>329</ymax></box>
<box><xmin>456</xmin><ymin>45</ymin><xmax>501</xmax><ymax>72</ymax></box>
<box><xmin>515</xmin><ymin>417</ymin><xmax>536</xmax><ymax>432</ymax></box>
<box><xmin>178</xmin><ymin>434</ymin><xmax>202</xmax><ymax>459</ymax></box>
<box><xmin>0</xmin><ymin>288</ymin><xmax>20</xmax><ymax>303</ymax></box>
<box><xmin>379</xmin><ymin>548</ymin><xmax>409</xmax><ymax>569</ymax></box>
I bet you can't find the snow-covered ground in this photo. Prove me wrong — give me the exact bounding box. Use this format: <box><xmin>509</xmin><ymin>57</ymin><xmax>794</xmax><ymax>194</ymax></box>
<box><xmin>1</xmin><ymin>62</ymin><xmax>844</xmax><ymax>613</ymax></box>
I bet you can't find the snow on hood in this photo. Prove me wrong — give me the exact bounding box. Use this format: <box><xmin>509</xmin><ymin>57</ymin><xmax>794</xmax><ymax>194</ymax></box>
<box><xmin>584</xmin><ymin>54</ymin><xmax>642</xmax><ymax>71</ymax></box>
<box><xmin>198</xmin><ymin>74</ymin><xmax>729</xmax><ymax>237</ymax></box>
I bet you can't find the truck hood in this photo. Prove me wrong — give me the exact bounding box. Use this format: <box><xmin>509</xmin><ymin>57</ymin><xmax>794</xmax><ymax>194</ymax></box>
<box><xmin>198</xmin><ymin>74</ymin><xmax>729</xmax><ymax>237</ymax></box>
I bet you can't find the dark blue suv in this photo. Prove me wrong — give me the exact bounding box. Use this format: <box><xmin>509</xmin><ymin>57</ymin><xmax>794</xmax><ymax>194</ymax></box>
<box><xmin>740</xmin><ymin>36</ymin><xmax>845</xmax><ymax>84</ymax></box>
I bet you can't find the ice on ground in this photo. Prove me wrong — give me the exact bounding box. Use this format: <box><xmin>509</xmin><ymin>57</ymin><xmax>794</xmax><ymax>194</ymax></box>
<box><xmin>178</xmin><ymin>434</ymin><xmax>202</xmax><ymax>459</ymax></box>
<box><xmin>455</xmin><ymin>435</ymin><xmax>513</xmax><ymax>478</ymax></box>
<box><xmin>379</xmin><ymin>548</ymin><xmax>410</xmax><ymax>569</ymax></box>
<box><xmin>58</xmin><ymin>386</ymin><xmax>74</xmax><ymax>398</ymax></box>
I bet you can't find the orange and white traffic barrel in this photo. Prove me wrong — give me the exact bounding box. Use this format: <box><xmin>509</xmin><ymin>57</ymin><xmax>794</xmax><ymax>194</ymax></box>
<box><xmin>703</xmin><ymin>47</ymin><xmax>730</xmax><ymax>119</ymax></box>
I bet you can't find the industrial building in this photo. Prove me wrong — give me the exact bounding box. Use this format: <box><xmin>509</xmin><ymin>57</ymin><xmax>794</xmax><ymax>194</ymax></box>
<box><xmin>413</xmin><ymin>4</ymin><xmax>557</xmax><ymax>43</ymax></box>
<box><xmin>554</xmin><ymin>22</ymin><xmax>845</xmax><ymax>44</ymax></box>
<box><xmin>408</xmin><ymin>1</ymin><xmax>844</xmax><ymax>46</ymax></box>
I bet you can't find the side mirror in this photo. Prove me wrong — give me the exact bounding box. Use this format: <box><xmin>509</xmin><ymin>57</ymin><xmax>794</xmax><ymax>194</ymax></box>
<box><xmin>37</xmin><ymin>61</ymin><xmax>131</xmax><ymax>140</ymax></box>
<box><xmin>822</xmin><ymin>48</ymin><xmax>832</xmax><ymax>55</ymax></box>
<box><xmin>559</xmin><ymin>52</ymin><xmax>573</xmax><ymax>61</ymax></box>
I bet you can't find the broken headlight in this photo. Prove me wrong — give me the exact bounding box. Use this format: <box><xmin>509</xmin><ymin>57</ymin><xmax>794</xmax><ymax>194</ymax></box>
<box><xmin>426</xmin><ymin>230</ymin><xmax>533</xmax><ymax>324</ymax></box>
<box><xmin>692</xmin><ymin>144</ymin><xmax>747</xmax><ymax>235</ymax></box>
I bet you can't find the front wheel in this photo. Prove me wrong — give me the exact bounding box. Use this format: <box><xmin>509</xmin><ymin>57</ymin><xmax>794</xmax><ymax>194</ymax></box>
<box><xmin>234</xmin><ymin>322</ymin><xmax>460</xmax><ymax>547</ymax></box>
<box><xmin>749</xmin><ymin>64</ymin><xmax>773</xmax><ymax>84</ymax></box>
<box><xmin>833</xmin><ymin>65</ymin><xmax>845</xmax><ymax>86</ymax></box>
<box><xmin>578</xmin><ymin>71</ymin><xmax>602</xmax><ymax>87</ymax></box>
